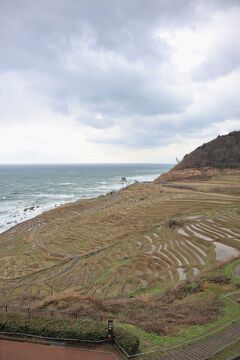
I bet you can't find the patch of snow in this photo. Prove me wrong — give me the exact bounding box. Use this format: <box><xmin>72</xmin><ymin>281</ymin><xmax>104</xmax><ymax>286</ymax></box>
<box><xmin>180</xmin><ymin>240</ymin><xmax>205</xmax><ymax>265</ymax></box>
<box><xmin>200</xmin><ymin>222</ymin><xmax>225</xmax><ymax>238</ymax></box>
<box><xmin>220</xmin><ymin>227</ymin><xmax>240</xmax><ymax>239</ymax></box>
<box><xmin>193</xmin><ymin>268</ymin><xmax>200</xmax><ymax>276</ymax></box>
<box><xmin>187</xmin><ymin>225</ymin><xmax>213</xmax><ymax>241</ymax></box>
<box><xmin>168</xmin><ymin>270</ymin><xmax>174</xmax><ymax>283</ymax></box>
<box><xmin>164</xmin><ymin>243</ymin><xmax>182</xmax><ymax>266</ymax></box>
<box><xmin>145</xmin><ymin>235</ymin><xmax>153</xmax><ymax>243</ymax></box>
<box><xmin>185</xmin><ymin>239</ymin><xmax>207</xmax><ymax>258</ymax></box>
<box><xmin>178</xmin><ymin>228</ymin><xmax>189</xmax><ymax>237</ymax></box>
<box><xmin>186</xmin><ymin>215</ymin><xmax>202</xmax><ymax>220</ymax></box>
<box><xmin>177</xmin><ymin>268</ymin><xmax>186</xmax><ymax>281</ymax></box>
<box><xmin>147</xmin><ymin>244</ymin><xmax>157</xmax><ymax>255</ymax></box>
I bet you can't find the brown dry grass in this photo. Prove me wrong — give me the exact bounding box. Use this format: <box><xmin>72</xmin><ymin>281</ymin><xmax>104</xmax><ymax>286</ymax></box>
<box><xmin>37</xmin><ymin>290</ymin><xmax>108</xmax><ymax>313</ymax></box>
<box><xmin>0</xmin><ymin>173</ymin><xmax>239</xmax><ymax>304</ymax></box>
<box><xmin>35</xmin><ymin>281</ymin><xmax>222</xmax><ymax>336</ymax></box>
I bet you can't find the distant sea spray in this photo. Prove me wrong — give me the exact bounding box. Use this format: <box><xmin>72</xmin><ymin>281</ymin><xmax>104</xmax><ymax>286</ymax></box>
<box><xmin>0</xmin><ymin>163</ymin><xmax>172</xmax><ymax>233</ymax></box>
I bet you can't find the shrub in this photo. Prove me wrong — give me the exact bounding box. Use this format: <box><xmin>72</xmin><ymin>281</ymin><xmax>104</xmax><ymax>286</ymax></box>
<box><xmin>0</xmin><ymin>314</ymin><xmax>140</xmax><ymax>355</ymax></box>
<box><xmin>199</xmin><ymin>282</ymin><xmax>209</xmax><ymax>291</ymax></box>
<box><xmin>165</xmin><ymin>218</ymin><xmax>183</xmax><ymax>229</ymax></box>
<box><xmin>0</xmin><ymin>314</ymin><xmax>106</xmax><ymax>341</ymax></box>
<box><xmin>114</xmin><ymin>326</ymin><xmax>139</xmax><ymax>355</ymax></box>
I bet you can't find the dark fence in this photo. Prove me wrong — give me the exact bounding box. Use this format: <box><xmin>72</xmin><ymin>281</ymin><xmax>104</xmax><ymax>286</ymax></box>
<box><xmin>0</xmin><ymin>305</ymin><xmax>103</xmax><ymax>322</ymax></box>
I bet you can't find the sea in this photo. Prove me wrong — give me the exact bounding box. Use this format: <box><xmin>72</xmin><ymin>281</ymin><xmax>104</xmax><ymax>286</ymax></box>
<box><xmin>0</xmin><ymin>163</ymin><xmax>172</xmax><ymax>234</ymax></box>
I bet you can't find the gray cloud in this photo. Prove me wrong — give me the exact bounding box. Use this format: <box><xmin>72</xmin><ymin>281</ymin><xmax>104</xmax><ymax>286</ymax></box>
<box><xmin>0</xmin><ymin>0</ymin><xmax>240</xmax><ymax>154</ymax></box>
<box><xmin>0</xmin><ymin>0</ymin><xmax>194</xmax><ymax>70</ymax></box>
<box><xmin>192</xmin><ymin>6</ymin><xmax>240</xmax><ymax>81</ymax></box>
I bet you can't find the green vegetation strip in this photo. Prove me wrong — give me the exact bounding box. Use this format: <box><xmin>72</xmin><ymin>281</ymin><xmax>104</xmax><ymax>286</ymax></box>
<box><xmin>118</xmin><ymin>313</ymin><xmax>240</xmax><ymax>358</ymax></box>
<box><xmin>0</xmin><ymin>314</ymin><xmax>139</xmax><ymax>355</ymax></box>
<box><xmin>118</xmin><ymin>294</ymin><xmax>240</xmax><ymax>351</ymax></box>
<box><xmin>117</xmin><ymin>259</ymin><xmax>240</xmax><ymax>357</ymax></box>
<box><xmin>223</xmin><ymin>258</ymin><xmax>240</xmax><ymax>283</ymax></box>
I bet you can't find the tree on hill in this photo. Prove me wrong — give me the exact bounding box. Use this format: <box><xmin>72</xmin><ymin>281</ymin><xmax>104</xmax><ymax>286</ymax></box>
<box><xmin>174</xmin><ymin>131</ymin><xmax>240</xmax><ymax>170</ymax></box>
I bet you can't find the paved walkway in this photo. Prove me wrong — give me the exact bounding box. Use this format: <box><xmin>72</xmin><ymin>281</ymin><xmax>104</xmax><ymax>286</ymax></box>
<box><xmin>157</xmin><ymin>320</ymin><xmax>240</xmax><ymax>360</ymax></box>
<box><xmin>0</xmin><ymin>340</ymin><xmax>118</xmax><ymax>360</ymax></box>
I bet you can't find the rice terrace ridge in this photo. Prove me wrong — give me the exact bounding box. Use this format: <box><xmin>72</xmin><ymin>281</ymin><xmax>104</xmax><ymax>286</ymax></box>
<box><xmin>0</xmin><ymin>132</ymin><xmax>240</xmax><ymax>359</ymax></box>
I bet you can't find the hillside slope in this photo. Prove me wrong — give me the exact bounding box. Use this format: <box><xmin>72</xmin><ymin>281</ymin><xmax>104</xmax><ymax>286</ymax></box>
<box><xmin>175</xmin><ymin>131</ymin><xmax>240</xmax><ymax>170</ymax></box>
<box><xmin>155</xmin><ymin>131</ymin><xmax>240</xmax><ymax>182</ymax></box>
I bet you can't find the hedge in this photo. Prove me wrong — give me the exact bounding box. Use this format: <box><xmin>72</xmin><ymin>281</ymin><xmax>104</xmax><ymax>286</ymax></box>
<box><xmin>0</xmin><ymin>314</ymin><xmax>106</xmax><ymax>341</ymax></box>
<box><xmin>0</xmin><ymin>314</ymin><xmax>140</xmax><ymax>355</ymax></box>
<box><xmin>115</xmin><ymin>327</ymin><xmax>140</xmax><ymax>355</ymax></box>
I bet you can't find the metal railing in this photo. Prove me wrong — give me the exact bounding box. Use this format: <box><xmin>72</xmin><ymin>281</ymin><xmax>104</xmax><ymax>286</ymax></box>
<box><xmin>0</xmin><ymin>305</ymin><xmax>102</xmax><ymax>322</ymax></box>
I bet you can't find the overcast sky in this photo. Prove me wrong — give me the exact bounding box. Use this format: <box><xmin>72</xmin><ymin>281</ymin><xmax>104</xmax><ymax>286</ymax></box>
<box><xmin>0</xmin><ymin>0</ymin><xmax>240</xmax><ymax>164</ymax></box>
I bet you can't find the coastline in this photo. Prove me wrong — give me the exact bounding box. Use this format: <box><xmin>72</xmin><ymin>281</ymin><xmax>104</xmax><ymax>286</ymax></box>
<box><xmin>0</xmin><ymin>164</ymin><xmax>172</xmax><ymax>234</ymax></box>
<box><xmin>0</xmin><ymin>164</ymin><xmax>172</xmax><ymax>235</ymax></box>
<box><xmin>0</xmin><ymin>178</ymin><xmax>160</xmax><ymax>236</ymax></box>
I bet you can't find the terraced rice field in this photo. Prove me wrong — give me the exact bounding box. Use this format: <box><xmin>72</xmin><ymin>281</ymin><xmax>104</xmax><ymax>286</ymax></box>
<box><xmin>0</xmin><ymin>175</ymin><xmax>240</xmax><ymax>303</ymax></box>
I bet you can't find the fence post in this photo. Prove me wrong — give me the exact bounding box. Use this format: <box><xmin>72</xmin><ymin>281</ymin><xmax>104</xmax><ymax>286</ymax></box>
<box><xmin>27</xmin><ymin>308</ymin><xmax>30</xmax><ymax>318</ymax></box>
<box><xmin>100</xmin><ymin>315</ymin><xmax>103</xmax><ymax>323</ymax></box>
<box><xmin>51</xmin><ymin>310</ymin><xmax>54</xmax><ymax>318</ymax></box>
<box><xmin>108</xmin><ymin>319</ymin><xmax>114</xmax><ymax>342</ymax></box>
<box><xmin>5</xmin><ymin>305</ymin><xmax>7</xmax><ymax>314</ymax></box>
<box><xmin>75</xmin><ymin>313</ymin><xmax>78</xmax><ymax>320</ymax></box>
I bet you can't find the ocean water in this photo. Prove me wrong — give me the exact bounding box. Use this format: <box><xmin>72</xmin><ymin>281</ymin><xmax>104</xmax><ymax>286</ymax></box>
<box><xmin>0</xmin><ymin>164</ymin><xmax>172</xmax><ymax>234</ymax></box>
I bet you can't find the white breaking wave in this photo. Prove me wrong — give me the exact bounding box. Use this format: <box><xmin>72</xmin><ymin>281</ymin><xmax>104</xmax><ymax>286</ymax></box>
<box><xmin>0</xmin><ymin>164</ymin><xmax>171</xmax><ymax>234</ymax></box>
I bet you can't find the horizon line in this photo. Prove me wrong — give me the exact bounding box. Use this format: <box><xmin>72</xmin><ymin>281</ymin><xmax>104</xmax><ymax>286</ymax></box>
<box><xmin>0</xmin><ymin>162</ymin><xmax>174</xmax><ymax>166</ymax></box>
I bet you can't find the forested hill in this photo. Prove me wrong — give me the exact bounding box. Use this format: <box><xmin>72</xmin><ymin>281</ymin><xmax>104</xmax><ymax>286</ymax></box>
<box><xmin>174</xmin><ymin>131</ymin><xmax>240</xmax><ymax>170</ymax></box>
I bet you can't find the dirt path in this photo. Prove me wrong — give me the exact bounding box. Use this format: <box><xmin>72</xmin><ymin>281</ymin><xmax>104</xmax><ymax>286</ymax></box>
<box><xmin>34</xmin><ymin>222</ymin><xmax>69</xmax><ymax>259</ymax></box>
<box><xmin>157</xmin><ymin>320</ymin><xmax>240</xmax><ymax>360</ymax></box>
<box><xmin>0</xmin><ymin>340</ymin><xmax>118</xmax><ymax>360</ymax></box>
